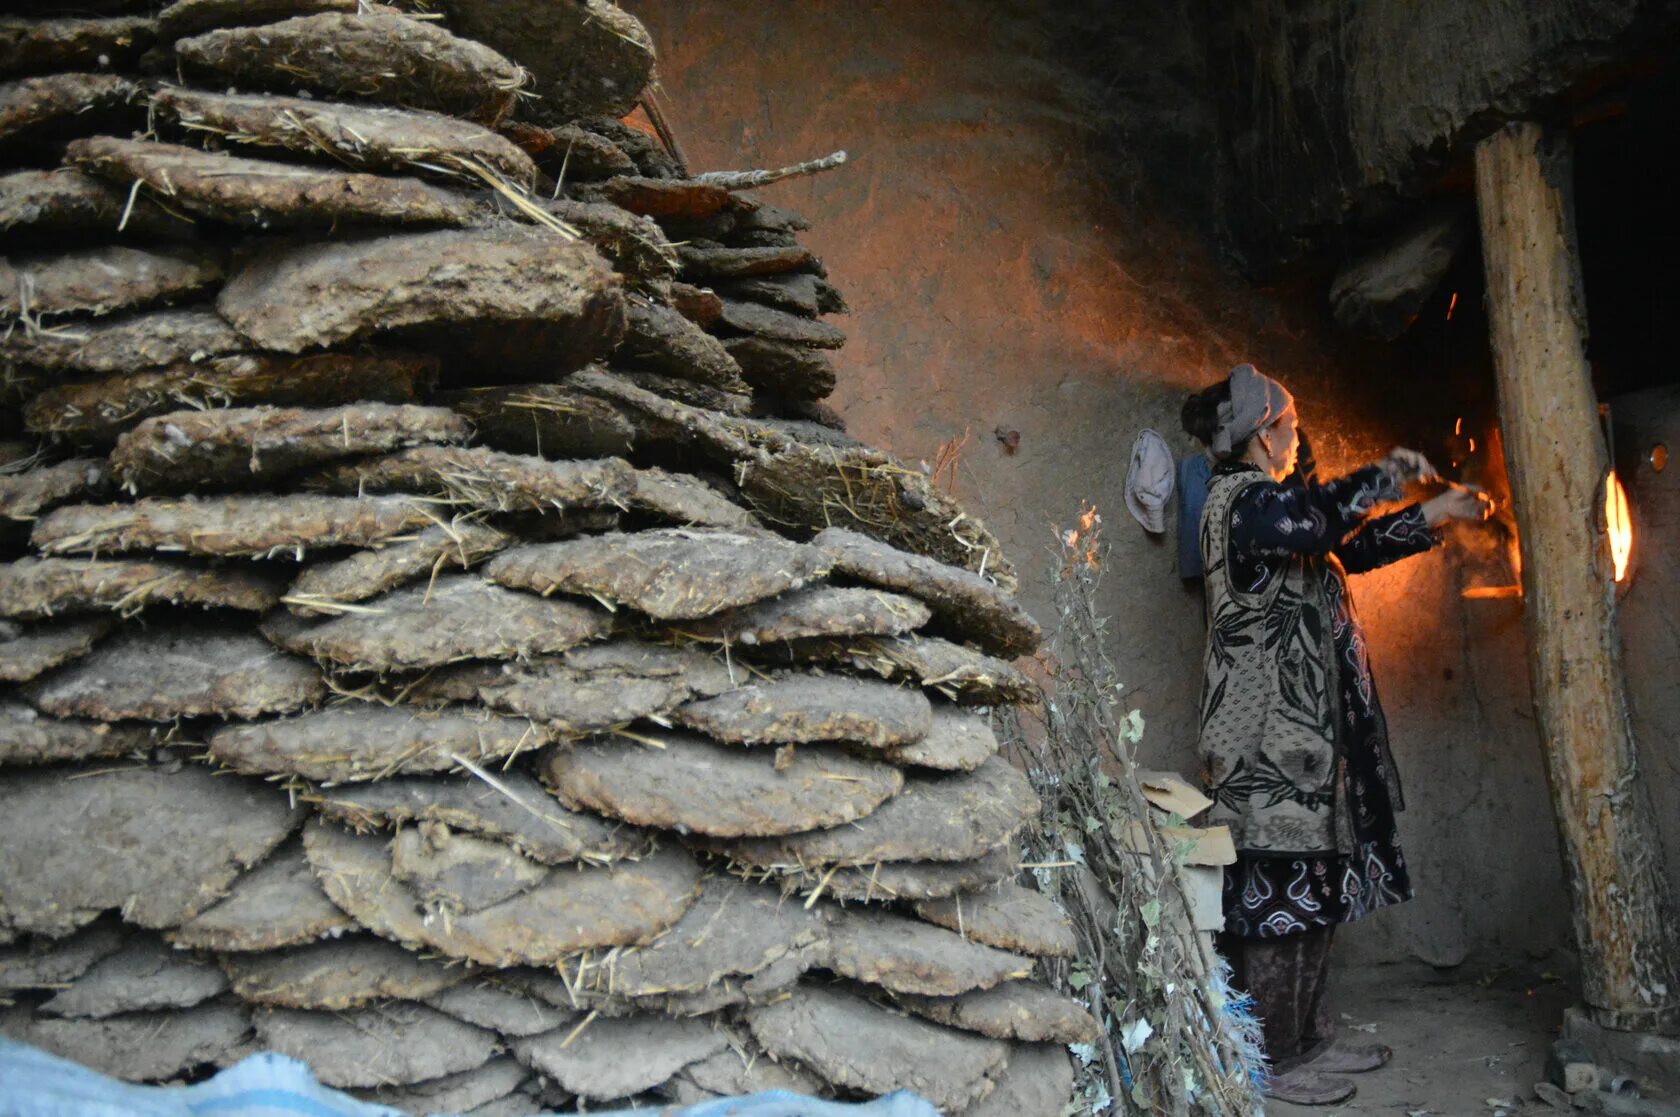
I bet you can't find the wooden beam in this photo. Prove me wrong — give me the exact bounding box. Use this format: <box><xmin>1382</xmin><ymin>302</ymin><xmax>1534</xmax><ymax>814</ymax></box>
<box><xmin>1475</xmin><ymin>121</ymin><xmax>1680</xmax><ymax>1033</ymax></box>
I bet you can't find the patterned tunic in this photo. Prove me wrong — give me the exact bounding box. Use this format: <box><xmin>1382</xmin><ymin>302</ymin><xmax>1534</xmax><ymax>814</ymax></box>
<box><xmin>1207</xmin><ymin>461</ymin><xmax>1439</xmax><ymax>938</ymax></box>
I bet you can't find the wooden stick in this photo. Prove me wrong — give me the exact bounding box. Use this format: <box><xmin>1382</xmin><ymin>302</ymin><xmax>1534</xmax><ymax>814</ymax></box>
<box><xmin>1475</xmin><ymin>120</ymin><xmax>1680</xmax><ymax>1032</ymax></box>
<box><xmin>694</xmin><ymin>150</ymin><xmax>848</xmax><ymax>191</ymax></box>
<box><xmin>637</xmin><ymin>85</ymin><xmax>689</xmax><ymax>178</ymax></box>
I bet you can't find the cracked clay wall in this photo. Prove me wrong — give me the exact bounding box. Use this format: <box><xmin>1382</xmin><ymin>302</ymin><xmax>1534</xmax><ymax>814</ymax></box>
<box><xmin>628</xmin><ymin>0</ymin><xmax>1575</xmax><ymax>970</ymax></box>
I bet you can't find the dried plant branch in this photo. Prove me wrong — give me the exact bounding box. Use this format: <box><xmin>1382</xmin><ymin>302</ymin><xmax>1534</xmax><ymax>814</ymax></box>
<box><xmin>1009</xmin><ymin>504</ymin><xmax>1266</xmax><ymax>1116</ymax></box>
<box><xmin>694</xmin><ymin>150</ymin><xmax>848</xmax><ymax>190</ymax></box>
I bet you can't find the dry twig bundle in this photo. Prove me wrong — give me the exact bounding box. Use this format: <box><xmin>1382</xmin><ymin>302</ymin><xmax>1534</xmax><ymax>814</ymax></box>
<box><xmin>1010</xmin><ymin>508</ymin><xmax>1267</xmax><ymax>1116</ymax></box>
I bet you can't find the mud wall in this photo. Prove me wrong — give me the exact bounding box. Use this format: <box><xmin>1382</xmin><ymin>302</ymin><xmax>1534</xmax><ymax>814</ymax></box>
<box><xmin>627</xmin><ymin>0</ymin><xmax>1575</xmax><ymax>969</ymax></box>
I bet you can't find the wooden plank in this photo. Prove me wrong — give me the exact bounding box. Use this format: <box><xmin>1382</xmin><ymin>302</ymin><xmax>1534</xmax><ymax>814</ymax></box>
<box><xmin>1474</xmin><ymin>120</ymin><xmax>1680</xmax><ymax>1033</ymax></box>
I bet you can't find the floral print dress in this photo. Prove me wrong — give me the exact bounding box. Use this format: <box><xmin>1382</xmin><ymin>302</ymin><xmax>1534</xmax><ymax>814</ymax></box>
<box><xmin>1212</xmin><ymin>461</ymin><xmax>1439</xmax><ymax>938</ymax></box>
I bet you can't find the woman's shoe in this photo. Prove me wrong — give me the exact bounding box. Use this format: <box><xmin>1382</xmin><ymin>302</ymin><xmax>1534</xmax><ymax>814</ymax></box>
<box><xmin>1306</xmin><ymin>1039</ymin><xmax>1393</xmax><ymax>1074</ymax></box>
<box><xmin>1263</xmin><ymin>1066</ymin><xmax>1358</xmax><ymax>1106</ymax></box>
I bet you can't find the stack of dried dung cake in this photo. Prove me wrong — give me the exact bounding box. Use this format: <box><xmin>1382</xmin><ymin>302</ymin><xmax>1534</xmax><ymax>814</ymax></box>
<box><xmin>0</xmin><ymin>4</ymin><xmax>1089</xmax><ymax>1115</ymax></box>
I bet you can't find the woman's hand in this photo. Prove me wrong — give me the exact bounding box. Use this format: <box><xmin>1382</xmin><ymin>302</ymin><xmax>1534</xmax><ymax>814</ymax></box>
<box><xmin>1422</xmin><ymin>484</ymin><xmax>1496</xmax><ymax>526</ymax></box>
<box><xmin>1381</xmin><ymin>447</ymin><xmax>1440</xmax><ymax>486</ymax></box>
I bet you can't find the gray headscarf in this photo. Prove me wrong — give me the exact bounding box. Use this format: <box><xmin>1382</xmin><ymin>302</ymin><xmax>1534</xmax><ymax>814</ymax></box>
<box><xmin>1212</xmin><ymin>363</ymin><xmax>1294</xmax><ymax>459</ymax></box>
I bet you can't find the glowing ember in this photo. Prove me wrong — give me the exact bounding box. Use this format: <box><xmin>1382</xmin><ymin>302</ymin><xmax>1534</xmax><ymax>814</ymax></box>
<box><xmin>1446</xmin><ymin>292</ymin><xmax>1459</xmax><ymax>320</ymax></box>
<box><xmin>1455</xmin><ymin>416</ymin><xmax>1463</xmax><ymax>436</ymax></box>
<box><xmin>1606</xmin><ymin>470</ymin><xmax>1632</xmax><ymax>583</ymax></box>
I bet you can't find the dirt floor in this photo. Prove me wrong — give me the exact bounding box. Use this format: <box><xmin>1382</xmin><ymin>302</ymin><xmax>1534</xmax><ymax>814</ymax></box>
<box><xmin>1269</xmin><ymin>960</ymin><xmax>1575</xmax><ymax>1116</ymax></box>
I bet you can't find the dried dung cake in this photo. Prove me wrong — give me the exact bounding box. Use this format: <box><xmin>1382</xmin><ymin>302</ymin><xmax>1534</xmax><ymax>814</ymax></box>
<box><xmin>221</xmin><ymin>935</ymin><xmax>464</xmax><ymax>1010</ymax></box>
<box><xmin>0</xmin><ymin>764</ymin><xmax>301</xmax><ymax>937</ymax></box>
<box><xmin>0</xmin><ymin>459</ymin><xmax>111</xmax><ymax>521</ymax></box>
<box><xmin>673</xmin><ymin>1045</ymin><xmax>824</xmax><ymax>1102</ymax></box>
<box><xmin>512</xmin><ymin>1014</ymin><xmax>727</xmax><ymax>1101</ymax></box>
<box><xmin>207</xmin><ymin>703</ymin><xmax>544</xmax><ymax>783</ymax></box>
<box><xmin>436</xmin><ymin>383</ymin><xmax>635</xmax><ymax>460</ymax></box>
<box><xmin>579</xmin><ymin>176</ymin><xmax>733</xmax><ymax>221</ymax></box>
<box><xmin>351</xmin><ymin>1056</ymin><xmax>531</xmax><ymax>1117</ymax></box>
<box><xmin>774</xmin><ymin>845</ymin><xmax>1023</xmax><ymax>904</ymax></box>
<box><xmin>484</xmin><ymin>528</ymin><xmax>826</xmax><ymax>620</ymax></box>
<box><xmin>964</xmin><ymin>1044</ymin><xmax>1076</xmax><ymax>1117</ymax></box>
<box><xmin>788</xmin><ymin>633</ymin><xmax>1037</xmax><ymax>706</ymax></box>
<box><xmin>175</xmin><ymin>12</ymin><xmax>525</xmax><ymax>123</ymax></box>
<box><xmin>717</xmin><ymin>298</ymin><xmax>847</xmax><ymax>348</ymax></box>
<box><xmin>0</xmin><ymin>702</ymin><xmax>155</xmax><ymax>767</ymax></box>
<box><xmin>748</xmin><ymin>984</ymin><xmax>1008</xmax><ymax>1112</ymax></box>
<box><xmin>24</xmin><ymin>351</ymin><xmax>439</xmax><ymax>441</ymax></box>
<box><xmin>683</xmin><ymin>586</ymin><xmax>929</xmax><ymax>645</ymax></box>
<box><xmin>709</xmin><ymin>756</ymin><xmax>1039</xmax><ymax>867</ymax></box>
<box><xmin>157</xmin><ymin>0</ymin><xmax>361</xmax><ymax>40</ymax></box>
<box><xmin>217</xmin><ymin>225</ymin><xmax>621</xmax><ymax>363</ymax></box>
<box><xmin>25</xmin><ymin>624</ymin><xmax>323</xmax><ymax>721</ymax></box>
<box><xmin>618</xmin><ymin>299</ymin><xmax>751</xmax><ymax>392</ymax></box>
<box><xmin>32</xmin><ymin>494</ymin><xmax>437</xmax><ymax>558</ymax></box>
<box><xmin>424</xmin><ymin>980</ymin><xmax>573</xmax><ymax>1038</ymax></box>
<box><xmin>887</xmin><ymin>706</ymin><xmax>999</xmax><ymax>771</ymax></box>
<box><xmin>67</xmin><ymin>137</ymin><xmax>478</xmax><ymax>230</ymax></box>
<box><xmin>542</xmin><ymin>731</ymin><xmax>904</xmax><ymax>838</ymax></box>
<box><xmin>896</xmin><ymin>982</ymin><xmax>1101</xmax><ymax>1046</ymax></box>
<box><xmin>716</xmin><ymin>274</ymin><xmax>824</xmax><ymax>315</ymax></box>
<box><xmin>254</xmin><ymin>1003</ymin><xmax>497</xmax><ymax>1089</ymax></box>
<box><xmin>678</xmin><ymin>244</ymin><xmax>816</xmax><ymax>280</ymax></box>
<box><xmin>12</xmin><ymin>1003</ymin><xmax>251</xmax><ymax>1083</ymax></box>
<box><xmin>285</xmin><ymin>521</ymin><xmax>509</xmax><ymax>616</ymax></box>
<box><xmin>819</xmin><ymin>905</ymin><xmax>1035</xmax><ymax>997</ymax></box>
<box><xmin>0</xmin><ymin>557</ymin><xmax>283</xmax><ymax>619</ymax></box>
<box><xmin>40</xmin><ymin>935</ymin><xmax>228</xmax><ymax>1019</ymax></box>
<box><xmin>111</xmin><ymin>404</ymin><xmax>470</xmax><ymax>493</ymax></box>
<box><xmin>814</xmin><ymin>526</ymin><xmax>1040</xmax><ymax>657</ymax></box>
<box><xmin>444</xmin><ymin>0</ymin><xmax>651</xmax><ymax>121</ymax></box>
<box><xmin>303</xmin><ymin>820</ymin><xmax>702</xmax><ymax>966</ymax></box>
<box><xmin>391</xmin><ymin>824</ymin><xmax>551</xmax><ymax>914</ymax></box>
<box><xmin>913</xmin><ymin>883</ymin><xmax>1077</xmax><ymax>958</ymax></box>
<box><xmin>415</xmin><ymin>639</ymin><xmax>736</xmax><ymax>734</ymax></box>
<box><xmin>308</xmin><ymin>770</ymin><xmax>639</xmax><ymax>865</ymax></box>
<box><xmin>0</xmin><ymin>923</ymin><xmax>126</xmax><ymax>993</ymax></box>
<box><xmin>1</xmin><ymin>245</ymin><xmax>222</xmax><ymax>323</ymax></box>
<box><xmin>573</xmin><ymin>876</ymin><xmax>825</xmax><ymax>997</ymax></box>
<box><xmin>724</xmin><ymin>336</ymin><xmax>838</xmax><ymax>399</ymax></box>
<box><xmin>672</xmin><ymin>674</ymin><xmax>933</xmax><ymax>749</ymax></box>
<box><xmin>0</xmin><ymin>168</ymin><xmax>195</xmax><ymax>241</ymax></box>
<box><xmin>625</xmin><ymin>467</ymin><xmax>758</xmax><ymax>529</ymax></box>
<box><xmin>0</xmin><ymin>306</ymin><xmax>243</xmax><ymax>377</ymax></box>
<box><xmin>153</xmin><ymin>85</ymin><xmax>537</xmax><ymax>186</ymax></box>
<box><xmin>261</xmin><ymin>575</ymin><xmax>611</xmax><ymax>673</ymax></box>
<box><xmin>0</xmin><ymin>617</ymin><xmax>112</xmax><ymax>682</ymax></box>
<box><xmin>166</xmin><ymin>838</ymin><xmax>353</xmax><ymax>952</ymax></box>
<box><xmin>0</xmin><ymin>17</ymin><xmax>156</xmax><ymax>81</ymax></box>
<box><xmin>304</xmin><ymin>446</ymin><xmax>634</xmax><ymax>516</ymax></box>
<box><xmin>0</xmin><ymin>74</ymin><xmax>142</xmax><ymax>151</ymax></box>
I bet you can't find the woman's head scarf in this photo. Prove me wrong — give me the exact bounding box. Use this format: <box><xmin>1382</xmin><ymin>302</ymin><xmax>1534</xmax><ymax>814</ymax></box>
<box><xmin>1212</xmin><ymin>363</ymin><xmax>1294</xmax><ymax>459</ymax></box>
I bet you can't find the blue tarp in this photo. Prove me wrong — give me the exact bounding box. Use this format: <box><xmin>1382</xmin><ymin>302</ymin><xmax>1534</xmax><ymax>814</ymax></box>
<box><xmin>0</xmin><ymin>1038</ymin><xmax>941</xmax><ymax>1117</ymax></box>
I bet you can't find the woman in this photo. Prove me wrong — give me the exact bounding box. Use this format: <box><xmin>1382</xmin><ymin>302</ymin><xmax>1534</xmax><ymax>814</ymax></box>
<box><xmin>1183</xmin><ymin>364</ymin><xmax>1491</xmax><ymax>1106</ymax></box>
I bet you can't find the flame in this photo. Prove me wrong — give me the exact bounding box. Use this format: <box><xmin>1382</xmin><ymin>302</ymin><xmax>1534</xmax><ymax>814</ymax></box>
<box><xmin>1446</xmin><ymin>292</ymin><xmax>1459</xmax><ymax>320</ymax></box>
<box><xmin>1060</xmin><ymin>503</ymin><xmax>1102</xmax><ymax>571</ymax></box>
<box><xmin>1606</xmin><ymin>471</ymin><xmax>1632</xmax><ymax>583</ymax></box>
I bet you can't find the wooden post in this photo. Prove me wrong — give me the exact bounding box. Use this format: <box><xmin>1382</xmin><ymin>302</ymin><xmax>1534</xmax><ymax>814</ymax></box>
<box><xmin>1475</xmin><ymin>121</ymin><xmax>1680</xmax><ymax>1033</ymax></box>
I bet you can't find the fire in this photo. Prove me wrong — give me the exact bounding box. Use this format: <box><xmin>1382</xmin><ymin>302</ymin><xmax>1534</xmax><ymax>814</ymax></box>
<box><xmin>1446</xmin><ymin>292</ymin><xmax>1459</xmax><ymax>320</ymax></box>
<box><xmin>1605</xmin><ymin>470</ymin><xmax>1632</xmax><ymax>583</ymax></box>
<box><xmin>1060</xmin><ymin>503</ymin><xmax>1102</xmax><ymax>571</ymax></box>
